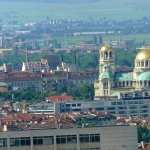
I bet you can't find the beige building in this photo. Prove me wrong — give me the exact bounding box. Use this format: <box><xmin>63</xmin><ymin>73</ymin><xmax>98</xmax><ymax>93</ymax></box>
<box><xmin>0</xmin><ymin>125</ymin><xmax>137</xmax><ymax>150</ymax></box>
<box><xmin>0</xmin><ymin>82</ymin><xmax>8</xmax><ymax>93</ymax></box>
<box><xmin>95</xmin><ymin>44</ymin><xmax>150</xmax><ymax>98</ymax></box>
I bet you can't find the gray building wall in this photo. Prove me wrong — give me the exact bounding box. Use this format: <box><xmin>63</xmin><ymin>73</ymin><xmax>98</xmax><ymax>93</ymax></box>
<box><xmin>59</xmin><ymin>98</ymin><xmax>150</xmax><ymax>117</ymax></box>
<box><xmin>0</xmin><ymin>126</ymin><xmax>137</xmax><ymax>150</ymax></box>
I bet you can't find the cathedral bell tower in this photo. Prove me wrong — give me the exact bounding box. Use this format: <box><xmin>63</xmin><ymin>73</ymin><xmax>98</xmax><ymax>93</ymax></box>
<box><xmin>94</xmin><ymin>44</ymin><xmax>115</xmax><ymax>98</ymax></box>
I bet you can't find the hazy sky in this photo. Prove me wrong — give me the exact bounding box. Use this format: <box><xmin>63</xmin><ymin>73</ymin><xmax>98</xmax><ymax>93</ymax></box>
<box><xmin>0</xmin><ymin>0</ymin><xmax>150</xmax><ymax>23</ymax></box>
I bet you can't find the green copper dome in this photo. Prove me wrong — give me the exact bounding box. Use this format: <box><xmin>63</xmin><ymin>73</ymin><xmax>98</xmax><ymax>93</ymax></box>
<box><xmin>100</xmin><ymin>71</ymin><xmax>113</xmax><ymax>79</ymax></box>
<box><xmin>116</xmin><ymin>72</ymin><xmax>133</xmax><ymax>81</ymax></box>
<box><xmin>138</xmin><ymin>71</ymin><xmax>150</xmax><ymax>81</ymax></box>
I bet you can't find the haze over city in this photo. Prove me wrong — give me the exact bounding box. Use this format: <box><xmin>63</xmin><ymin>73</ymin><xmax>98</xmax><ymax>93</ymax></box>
<box><xmin>0</xmin><ymin>0</ymin><xmax>150</xmax><ymax>22</ymax></box>
<box><xmin>0</xmin><ymin>0</ymin><xmax>149</xmax><ymax>150</ymax></box>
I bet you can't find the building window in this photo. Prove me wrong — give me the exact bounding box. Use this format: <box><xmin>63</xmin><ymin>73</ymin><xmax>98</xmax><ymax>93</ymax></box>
<box><xmin>104</xmin><ymin>52</ymin><xmax>108</xmax><ymax>60</ymax></box>
<box><xmin>103</xmin><ymin>81</ymin><xmax>108</xmax><ymax>89</ymax></box>
<box><xmin>72</xmin><ymin>104</ymin><xmax>76</xmax><ymax>107</ymax></box>
<box><xmin>141</xmin><ymin>61</ymin><xmax>144</xmax><ymax>67</ymax></box>
<box><xmin>109</xmin><ymin>52</ymin><xmax>112</xmax><ymax>59</ymax></box>
<box><xmin>77</xmin><ymin>104</ymin><xmax>81</xmax><ymax>107</ymax></box>
<box><xmin>33</xmin><ymin>136</ymin><xmax>54</xmax><ymax>145</ymax></box>
<box><xmin>10</xmin><ymin>137</ymin><xmax>30</xmax><ymax>147</ymax></box>
<box><xmin>126</xmin><ymin>81</ymin><xmax>129</xmax><ymax>86</ymax></box>
<box><xmin>66</xmin><ymin>104</ymin><xmax>70</xmax><ymax>107</ymax></box>
<box><xmin>129</xmin><ymin>106</ymin><xmax>137</xmax><ymax>109</ymax></box>
<box><xmin>107</xmin><ymin>107</ymin><xmax>115</xmax><ymax>110</ymax></box>
<box><xmin>122</xmin><ymin>81</ymin><xmax>125</xmax><ymax>87</ymax></box>
<box><xmin>109</xmin><ymin>111</ymin><xmax>116</xmax><ymax>114</ymax></box>
<box><xmin>141</xmin><ymin>105</ymin><xmax>148</xmax><ymax>109</ymax></box>
<box><xmin>0</xmin><ymin>138</ymin><xmax>7</xmax><ymax>147</ymax></box>
<box><xmin>56</xmin><ymin>135</ymin><xmax>66</xmax><ymax>144</ymax></box>
<box><xmin>90</xmin><ymin>134</ymin><xmax>100</xmax><ymax>142</ymax></box>
<box><xmin>119</xmin><ymin>111</ymin><xmax>126</xmax><ymax>114</ymax></box>
<box><xmin>80</xmin><ymin>134</ymin><xmax>89</xmax><ymax>143</ymax></box>
<box><xmin>145</xmin><ymin>60</ymin><xmax>148</xmax><ymax>67</ymax></box>
<box><xmin>118</xmin><ymin>106</ymin><xmax>126</xmax><ymax>110</ymax></box>
<box><xmin>141</xmin><ymin>110</ymin><xmax>148</xmax><ymax>113</ymax></box>
<box><xmin>96</xmin><ymin>107</ymin><xmax>104</xmax><ymax>111</ymax></box>
<box><xmin>56</xmin><ymin>135</ymin><xmax>77</xmax><ymax>144</ymax></box>
<box><xmin>79</xmin><ymin>134</ymin><xmax>100</xmax><ymax>143</ymax></box>
<box><xmin>67</xmin><ymin>135</ymin><xmax>77</xmax><ymax>144</ymax></box>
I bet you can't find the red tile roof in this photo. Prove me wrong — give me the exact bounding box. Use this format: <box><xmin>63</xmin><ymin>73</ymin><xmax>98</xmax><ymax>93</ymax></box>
<box><xmin>47</xmin><ymin>95</ymin><xmax>73</xmax><ymax>103</ymax></box>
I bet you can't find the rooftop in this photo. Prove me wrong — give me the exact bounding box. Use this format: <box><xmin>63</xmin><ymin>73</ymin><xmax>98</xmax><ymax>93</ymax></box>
<box><xmin>0</xmin><ymin>111</ymin><xmax>118</xmax><ymax>131</ymax></box>
<box><xmin>47</xmin><ymin>95</ymin><xmax>73</xmax><ymax>103</ymax></box>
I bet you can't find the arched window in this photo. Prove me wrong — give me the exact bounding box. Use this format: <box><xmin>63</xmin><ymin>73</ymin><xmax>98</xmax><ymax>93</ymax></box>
<box><xmin>109</xmin><ymin>51</ymin><xmax>112</xmax><ymax>59</ymax></box>
<box><xmin>103</xmin><ymin>81</ymin><xmax>108</xmax><ymax>89</ymax></box>
<box><xmin>104</xmin><ymin>52</ymin><xmax>108</xmax><ymax>60</ymax></box>
<box><xmin>144</xmin><ymin>80</ymin><xmax>147</xmax><ymax>86</ymax></box>
<box><xmin>145</xmin><ymin>60</ymin><xmax>148</xmax><ymax>67</ymax></box>
<box><xmin>141</xmin><ymin>61</ymin><xmax>144</xmax><ymax>67</ymax></box>
<box><xmin>122</xmin><ymin>81</ymin><xmax>125</xmax><ymax>87</ymax></box>
<box><xmin>126</xmin><ymin>81</ymin><xmax>129</xmax><ymax>86</ymax></box>
<box><xmin>138</xmin><ymin>62</ymin><xmax>140</xmax><ymax>67</ymax></box>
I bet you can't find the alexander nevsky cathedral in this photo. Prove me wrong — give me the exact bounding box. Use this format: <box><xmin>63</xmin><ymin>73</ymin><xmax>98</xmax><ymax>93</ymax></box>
<box><xmin>94</xmin><ymin>44</ymin><xmax>150</xmax><ymax>98</ymax></box>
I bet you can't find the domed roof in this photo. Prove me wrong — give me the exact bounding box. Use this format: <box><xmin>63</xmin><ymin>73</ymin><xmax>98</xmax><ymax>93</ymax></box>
<box><xmin>138</xmin><ymin>71</ymin><xmax>150</xmax><ymax>81</ymax></box>
<box><xmin>136</xmin><ymin>47</ymin><xmax>150</xmax><ymax>60</ymax></box>
<box><xmin>100</xmin><ymin>71</ymin><xmax>113</xmax><ymax>79</ymax></box>
<box><xmin>100</xmin><ymin>44</ymin><xmax>112</xmax><ymax>52</ymax></box>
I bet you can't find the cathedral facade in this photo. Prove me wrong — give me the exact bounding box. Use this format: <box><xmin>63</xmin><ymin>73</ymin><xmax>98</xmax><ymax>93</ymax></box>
<box><xmin>94</xmin><ymin>44</ymin><xmax>150</xmax><ymax>98</ymax></box>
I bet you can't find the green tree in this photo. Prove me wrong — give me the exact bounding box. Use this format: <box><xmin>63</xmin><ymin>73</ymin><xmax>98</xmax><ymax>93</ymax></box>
<box><xmin>138</xmin><ymin>127</ymin><xmax>150</xmax><ymax>143</ymax></box>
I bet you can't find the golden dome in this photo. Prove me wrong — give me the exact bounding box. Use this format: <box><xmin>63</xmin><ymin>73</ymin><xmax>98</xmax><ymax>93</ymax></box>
<box><xmin>100</xmin><ymin>44</ymin><xmax>112</xmax><ymax>52</ymax></box>
<box><xmin>136</xmin><ymin>47</ymin><xmax>150</xmax><ymax>60</ymax></box>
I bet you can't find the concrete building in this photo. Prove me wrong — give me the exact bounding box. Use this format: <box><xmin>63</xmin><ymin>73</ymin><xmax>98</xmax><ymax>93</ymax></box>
<box><xmin>28</xmin><ymin>102</ymin><xmax>56</xmax><ymax>114</ymax></box>
<box><xmin>58</xmin><ymin>90</ymin><xmax>150</xmax><ymax>117</ymax></box>
<box><xmin>0</xmin><ymin>125</ymin><xmax>137</xmax><ymax>150</ymax></box>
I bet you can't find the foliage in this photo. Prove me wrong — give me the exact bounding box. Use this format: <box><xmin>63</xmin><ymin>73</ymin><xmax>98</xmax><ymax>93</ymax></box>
<box><xmin>1</xmin><ymin>52</ymin><xmax>25</xmax><ymax>65</ymax></box>
<box><xmin>1</xmin><ymin>51</ymin><xmax>46</xmax><ymax>66</ymax></box>
<box><xmin>115</xmin><ymin>48</ymin><xmax>138</xmax><ymax>67</ymax></box>
<box><xmin>138</xmin><ymin>126</ymin><xmax>150</xmax><ymax>143</ymax></box>
<box><xmin>56</xmin><ymin>48</ymin><xmax>137</xmax><ymax>70</ymax></box>
<box><xmin>53</xmin><ymin>81</ymin><xmax>94</xmax><ymax>100</ymax></box>
<box><xmin>0</xmin><ymin>88</ymin><xmax>48</xmax><ymax>102</ymax></box>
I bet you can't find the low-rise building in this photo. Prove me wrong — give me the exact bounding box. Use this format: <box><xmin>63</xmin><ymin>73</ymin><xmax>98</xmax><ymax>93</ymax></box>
<box><xmin>28</xmin><ymin>101</ymin><xmax>57</xmax><ymax>114</ymax></box>
<box><xmin>58</xmin><ymin>90</ymin><xmax>150</xmax><ymax>118</ymax></box>
<box><xmin>22</xmin><ymin>59</ymin><xmax>49</xmax><ymax>73</ymax></box>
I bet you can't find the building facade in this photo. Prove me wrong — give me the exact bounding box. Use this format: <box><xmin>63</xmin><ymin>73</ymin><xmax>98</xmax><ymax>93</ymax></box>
<box><xmin>58</xmin><ymin>90</ymin><xmax>150</xmax><ymax>117</ymax></box>
<box><xmin>94</xmin><ymin>45</ymin><xmax>150</xmax><ymax>97</ymax></box>
<box><xmin>0</xmin><ymin>125</ymin><xmax>137</xmax><ymax>150</ymax></box>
